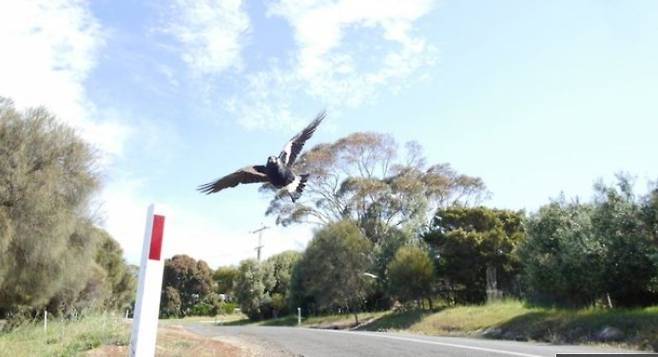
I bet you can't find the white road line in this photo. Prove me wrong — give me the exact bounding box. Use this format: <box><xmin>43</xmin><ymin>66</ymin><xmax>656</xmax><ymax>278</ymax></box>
<box><xmin>303</xmin><ymin>328</ymin><xmax>544</xmax><ymax>357</ymax></box>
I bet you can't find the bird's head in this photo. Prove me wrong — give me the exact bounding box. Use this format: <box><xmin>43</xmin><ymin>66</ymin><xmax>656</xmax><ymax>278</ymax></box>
<box><xmin>267</xmin><ymin>156</ymin><xmax>278</xmax><ymax>165</ymax></box>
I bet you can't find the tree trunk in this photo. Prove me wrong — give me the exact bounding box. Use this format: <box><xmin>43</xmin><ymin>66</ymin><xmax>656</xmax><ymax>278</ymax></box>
<box><xmin>427</xmin><ymin>297</ymin><xmax>433</xmax><ymax>310</ymax></box>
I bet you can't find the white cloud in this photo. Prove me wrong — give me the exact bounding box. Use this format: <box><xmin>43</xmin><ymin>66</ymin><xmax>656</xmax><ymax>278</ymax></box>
<box><xmin>163</xmin><ymin>0</ymin><xmax>250</xmax><ymax>75</ymax></box>
<box><xmin>0</xmin><ymin>0</ymin><xmax>131</xmax><ymax>159</ymax></box>
<box><xmin>100</xmin><ymin>176</ymin><xmax>312</xmax><ymax>267</ymax></box>
<box><xmin>227</xmin><ymin>0</ymin><xmax>437</xmax><ymax>129</ymax></box>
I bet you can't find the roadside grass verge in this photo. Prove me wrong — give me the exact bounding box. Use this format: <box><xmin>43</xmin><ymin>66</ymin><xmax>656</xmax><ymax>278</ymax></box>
<box><xmin>192</xmin><ymin>300</ymin><xmax>658</xmax><ymax>351</ymax></box>
<box><xmin>224</xmin><ymin>311</ymin><xmax>390</xmax><ymax>328</ymax></box>
<box><xmin>0</xmin><ymin>313</ymin><xmax>129</xmax><ymax>356</ymax></box>
<box><xmin>358</xmin><ymin>300</ymin><xmax>658</xmax><ymax>351</ymax></box>
<box><xmin>160</xmin><ymin>312</ymin><xmax>248</xmax><ymax>326</ymax></box>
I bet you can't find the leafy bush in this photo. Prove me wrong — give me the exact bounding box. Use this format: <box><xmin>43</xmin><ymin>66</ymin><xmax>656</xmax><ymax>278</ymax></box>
<box><xmin>190</xmin><ymin>302</ymin><xmax>214</xmax><ymax>316</ymax></box>
<box><xmin>388</xmin><ymin>246</ymin><xmax>434</xmax><ymax>308</ymax></box>
<box><xmin>219</xmin><ymin>302</ymin><xmax>238</xmax><ymax>315</ymax></box>
<box><xmin>519</xmin><ymin>200</ymin><xmax>604</xmax><ymax>307</ymax></box>
<box><xmin>520</xmin><ymin>176</ymin><xmax>658</xmax><ymax>307</ymax></box>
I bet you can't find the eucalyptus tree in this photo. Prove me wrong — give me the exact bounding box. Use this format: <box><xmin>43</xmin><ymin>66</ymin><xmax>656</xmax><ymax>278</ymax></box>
<box><xmin>263</xmin><ymin>132</ymin><xmax>486</xmax><ymax>241</ymax></box>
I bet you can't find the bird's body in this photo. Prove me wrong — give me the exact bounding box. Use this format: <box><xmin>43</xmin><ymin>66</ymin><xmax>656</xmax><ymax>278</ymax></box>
<box><xmin>198</xmin><ymin>112</ymin><xmax>325</xmax><ymax>202</ymax></box>
<box><xmin>265</xmin><ymin>156</ymin><xmax>295</xmax><ymax>188</ymax></box>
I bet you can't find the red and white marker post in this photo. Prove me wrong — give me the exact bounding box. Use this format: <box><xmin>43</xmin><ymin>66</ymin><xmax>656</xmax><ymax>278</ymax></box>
<box><xmin>129</xmin><ymin>204</ymin><xmax>166</xmax><ymax>357</ymax></box>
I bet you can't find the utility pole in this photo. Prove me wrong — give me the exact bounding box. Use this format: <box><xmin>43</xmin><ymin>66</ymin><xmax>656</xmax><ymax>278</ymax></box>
<box><xmin>250</xmin><ymin>225</ymin><xmax>269</xmax><ymax>261</ymax></box>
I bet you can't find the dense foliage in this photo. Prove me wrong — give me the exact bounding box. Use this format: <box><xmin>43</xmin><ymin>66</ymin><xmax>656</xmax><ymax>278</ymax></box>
<box><xmin>2</xmin><ymin>98</ymin><xmax>656</xmax><ymax>325</ymax></box>
<box><xmin>387</xmin><ymin>246</ymin><xmax>434</xmax><ymax>308</ymax></box>
<box><xmin>0</xmin><ymin>98</ymin><xmax>135</xmax><ymax>319</ymax></box>
<box><xmin>290</xmin><ymin>220</ymin><xmax>373</xmax><ymax>323</ymax></box>
<box><xmin>520</xmin><ymin>177</ymin><xmax>658</xmax><ymax>307</ymax></box>
<box><xmin>159</xmin><ymin>255</ymin><xmax>215</xmax><ymax>317</ymax></box>
<box><xmin>423</xmin><ymin>207</ymin><xmax>526</xmax><ymax>304</ymax></box>
<box><xmin>213</xmin><ymin>265</ymin><xmax>239</xmax><ymax>298</ymax></box>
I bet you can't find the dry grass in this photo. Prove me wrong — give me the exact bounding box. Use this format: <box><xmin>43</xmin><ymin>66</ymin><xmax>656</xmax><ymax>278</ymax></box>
<box><xmin>86</xmin><ymin>325</ymin><xmax>246</xmax><ymax>357</ymax></box>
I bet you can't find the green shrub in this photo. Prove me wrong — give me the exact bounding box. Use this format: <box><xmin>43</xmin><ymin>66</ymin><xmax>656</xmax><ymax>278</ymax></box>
<box><xmin>190</xmin><ymin>302</ymin><xmax>214</xmax><ymax>316</ymax></box>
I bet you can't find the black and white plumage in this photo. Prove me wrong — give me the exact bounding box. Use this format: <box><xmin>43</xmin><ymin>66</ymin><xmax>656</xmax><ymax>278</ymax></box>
<box><xmin>198</xmin><ymin>111</ymin><xmax>325</xmax><ymax>202</ymax></box>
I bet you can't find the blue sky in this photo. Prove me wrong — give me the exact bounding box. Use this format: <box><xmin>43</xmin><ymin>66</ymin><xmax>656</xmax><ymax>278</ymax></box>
<box><xmin>1</xmin><ymin>0</ymin><xmax>657</xmax><ymax>267</ymax></box>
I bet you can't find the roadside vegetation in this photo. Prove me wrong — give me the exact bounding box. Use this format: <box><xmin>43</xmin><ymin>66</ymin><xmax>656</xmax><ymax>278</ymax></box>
<box><xmin>0</xmin><ymin>100</ymin><xmax>135</xmax><ymax>324</ymax></box>
<box><xmin>0</xmin><ymin>313</ymin><xmax>128</xmax><ymax>356</ymax></box>
<box><xmin>364</xmin><ymin>300</ymin><xmax>658</xmax><ymax>351</ymax></box>
<box><xmin>1</xmin><ymin>98</ymin><xmax>657</xmax><ymax>353</ymax></box>
<box><xmin>200</xmin><ymin>132</ymin><xmax>658</xmax><ymax>351</ymax></box>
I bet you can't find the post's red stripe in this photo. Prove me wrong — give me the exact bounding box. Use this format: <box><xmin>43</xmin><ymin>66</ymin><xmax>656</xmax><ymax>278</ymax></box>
<box><xmin>149</xmin><ymin>215</ymin><xmax>165</xmax><ymax>260</ymax></box>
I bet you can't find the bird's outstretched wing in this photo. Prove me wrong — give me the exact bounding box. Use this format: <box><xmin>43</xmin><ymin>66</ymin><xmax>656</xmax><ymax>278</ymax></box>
<box><xmin>279</xmin><ymin>111</ymin><xmax>325</xmax><ymax>167</ymax></box>
<box><xmin>197</xmin><ymin>165</ymin><xmax>268</xmax><ymax>194</ymax></box>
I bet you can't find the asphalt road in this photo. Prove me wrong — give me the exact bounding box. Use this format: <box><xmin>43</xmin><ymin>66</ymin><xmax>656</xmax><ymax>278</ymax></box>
<box><xmin>183</xmin><ymin>323</ymin><xmax>640</xmax><ymax>357</ymax></box>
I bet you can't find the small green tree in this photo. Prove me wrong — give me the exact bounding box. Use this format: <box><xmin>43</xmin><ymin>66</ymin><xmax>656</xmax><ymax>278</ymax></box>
<box><xmin>234</xmin><ymin>259</ymin><xmax>274</xmax><ymax>320</ymax></box>
<box><xmin>264</xmin><ymin>250</ymin><xmax>300</xmax><ymax>317</ymax></box>
<box><xmin>292</xmin><ymin>220</ymin><xmax>373</xmax><ymax>324</ymax></box>
<box><xmin>368</xmin><ymin>228</ymin><xmax>412</xmax><ymax>310</ymax></box>
<box><xmin>387</xmin><ymin>246</ymin><xmax>434</xmax><ymax>308</ymax></box>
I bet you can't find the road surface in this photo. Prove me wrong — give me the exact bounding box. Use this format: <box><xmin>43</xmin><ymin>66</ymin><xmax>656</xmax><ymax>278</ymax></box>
<box><xmin>183</xmin><ymin>323</ymin><xmax>640</xmax><ymax>357</ymax></box>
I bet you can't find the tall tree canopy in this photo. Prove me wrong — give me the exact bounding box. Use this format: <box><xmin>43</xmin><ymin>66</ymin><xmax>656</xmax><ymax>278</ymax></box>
<box><xmin>264</xmin><ymin>133</ymin><xmax>486</xmax><ymax>240</ymax></box>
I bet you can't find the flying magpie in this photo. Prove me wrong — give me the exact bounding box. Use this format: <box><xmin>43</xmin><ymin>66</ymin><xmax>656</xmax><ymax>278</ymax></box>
<box><xmin>197</xmin><ymin>111</ymin><xmax>325</xmax><ymax>202</ymax></box>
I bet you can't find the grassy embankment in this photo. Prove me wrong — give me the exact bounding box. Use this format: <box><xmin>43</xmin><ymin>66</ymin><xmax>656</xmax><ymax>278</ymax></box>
<box><xmin>363</xmin><ymin>300</ymin><xmax>657</xmax><ymax>350</ymax></box>
<box><xmin>227</xmin><ymin>300</ymin><xmax>658</xmax><ymax>351</ymax></box>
